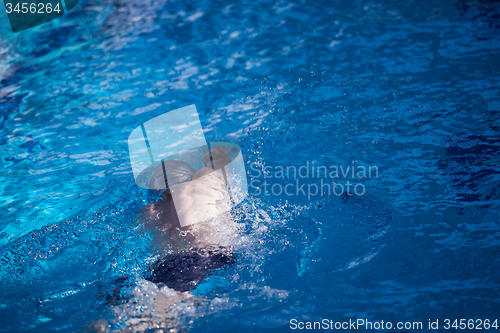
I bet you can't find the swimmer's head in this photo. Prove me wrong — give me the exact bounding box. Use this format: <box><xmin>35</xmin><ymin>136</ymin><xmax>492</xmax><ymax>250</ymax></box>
<box><xmin>149</xmin><ymin>160</ymin><xmax>196</xmax><ymax>191</ymax></box>
<box><xmin>202</xmin><ymin>146</ymin><xmax>230</xmax><ymax>169</ymax></box>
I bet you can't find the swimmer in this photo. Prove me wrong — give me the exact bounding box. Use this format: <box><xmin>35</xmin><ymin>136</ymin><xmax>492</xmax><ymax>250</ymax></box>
<box><xmin>143</xmin><ymin>146</ymin><xmax>240</xmax><ymax>290</ymax></box>
<box><xmin>91</xmin><ymin>146</ymin><xmax>241</xmax><ymax>332</ymax></box>
<box><xmin>143</xmin><ymin>146</ymin><xmax>240</xmax><ymax>250</ymax></box>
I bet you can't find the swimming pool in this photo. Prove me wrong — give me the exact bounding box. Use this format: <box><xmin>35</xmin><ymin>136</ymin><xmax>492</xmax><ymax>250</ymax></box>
<box><xmin>1</xmin><ymin>0</ymin><xmax>499</xmax><ymax>331</ymax></box>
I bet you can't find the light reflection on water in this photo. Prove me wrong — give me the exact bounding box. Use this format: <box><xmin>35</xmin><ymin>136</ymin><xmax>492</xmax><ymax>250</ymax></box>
<box><xmin>0</xmin><ymin>0</ymin><xmax>499</xmax><ymax>331</ymax></box>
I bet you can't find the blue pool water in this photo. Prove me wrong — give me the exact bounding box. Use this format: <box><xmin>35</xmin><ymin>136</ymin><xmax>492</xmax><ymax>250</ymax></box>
<box><xmin>1</xmin><ymin>0</ymin><xmax>500</xmax><ymax>331</ymax></box>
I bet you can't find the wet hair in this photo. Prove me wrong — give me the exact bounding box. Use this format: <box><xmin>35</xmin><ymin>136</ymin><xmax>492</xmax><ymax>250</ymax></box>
<box><xmin>146</xmin><ymin>247</ymin><xmax>236</xmax><ymax>292</ymax></box>
<box><xmin>149</xmin><ymin>160</ymin><xmax>196</xmax><ymax>191</ymax></box>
